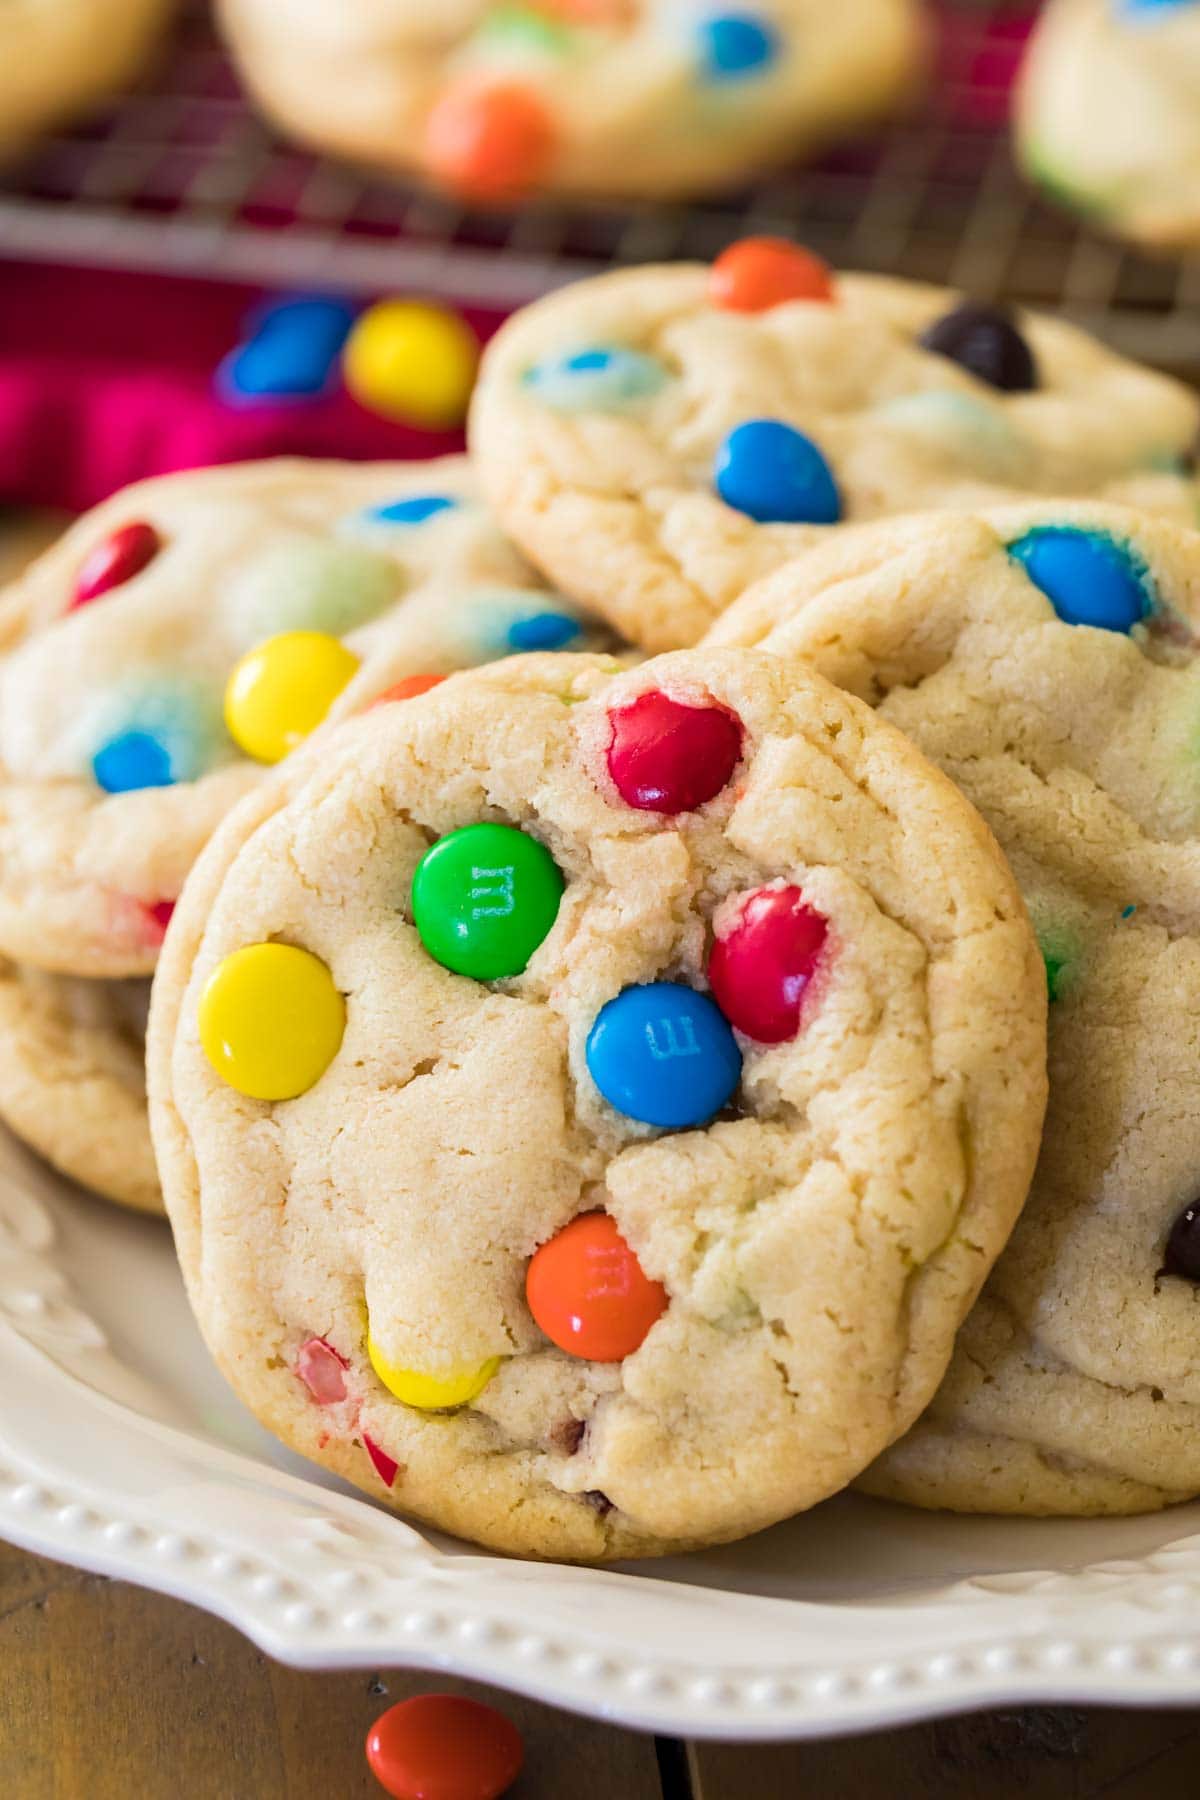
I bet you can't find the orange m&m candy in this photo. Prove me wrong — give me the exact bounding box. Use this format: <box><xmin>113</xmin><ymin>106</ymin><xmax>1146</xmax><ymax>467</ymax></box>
<box><xmin>526</xmin><ymin>1212</ymin><xmax>667</xmax><ymax>1362</ymax></box>
<box><xmin>366</xmin><ymin>1694</ymin><xmax>523</xmax><ymax>1800</ymax></box>
<box><xmin>371</xmin><ymin>673</ymin><xmax>448</xmax><ymax>706</ymax></box>
<box><xmin>710</xmin><ymin>237</ymin><xmax>835</xmax><ymax>313</ymax></box>
<box><xmin>423</xmin><ymin>80</ymin><xmax>556</xmax><ymax>202</ymax></box>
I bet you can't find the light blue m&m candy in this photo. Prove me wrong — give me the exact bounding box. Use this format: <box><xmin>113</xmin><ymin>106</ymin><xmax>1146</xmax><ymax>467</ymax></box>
<box><xmin>524</xmin><ymin>346</ymin><xmax>668</xmax><ymax>413</ymax></box>
<box><xmin>585</xmin><ymin>981</ymin><xmax>742</xmax><ymax>1129</ymax></box>
<box><xmin>1120</xmin><ymin>0</ymin><xmax>1197</xmax><ymax>18</ymax></box>
<box><xmin>1006</xmin><ymin>527</ymin><xmax>1154</xmax><ymax>632</ymax></box>
<box><xmin>715</xmin><ymin>420</ymin><xmax>841</xmax><ymax>524</ymax></box>
<box><xmin>698</xmin><ymin>12</ymin><xmax>781</xmax><ymax>79</ymax></box>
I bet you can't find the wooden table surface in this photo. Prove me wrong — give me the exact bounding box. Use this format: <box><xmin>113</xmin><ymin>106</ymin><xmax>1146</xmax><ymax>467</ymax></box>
<box><xmin>2</xmin><ymin>1541</ymin><xmax>1198</xmax><ymax>1799</ymax></box>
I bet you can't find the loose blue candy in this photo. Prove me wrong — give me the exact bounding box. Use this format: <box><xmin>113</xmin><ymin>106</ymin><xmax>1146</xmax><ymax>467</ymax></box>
<box><xmin>715</xmin><ymin>420</ymin><xmax>841</xmax><ymax>524</ymax></box>
<box><xmin>218</xmin><ymin>295</ymin><xmax>356</xmax><ymax>404</ymax></box>
<box><xmin>93</xmin><ymin>730</ymin><xmax>175</xmax><ymax>794</ymax></box>
<box><xmin>364</xmin><ymin>494</ymin><xmax>459</xmax><ymax>525</ymax></box>
<box><xmin>1006</xmin><ymin>527</ymin><xmax>1154</xmax><ymax>633</ymax></box>
<box><xmin>523</xmin><ymin>346</ymin><xmax>668</xmax><ymax>412</ymax></box>
<box><xmin>698</xmin><ymin>12</ymin><xmax>781</xmax><ymax>78</ymax></box>
<box><xmin>586</xmin><ymin>981</ymin><xmax>742</xmax><ymax>1129</ymax></box>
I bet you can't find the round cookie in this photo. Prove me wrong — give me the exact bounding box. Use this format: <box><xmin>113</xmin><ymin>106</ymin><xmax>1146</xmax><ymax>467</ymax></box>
<box><xmin>0</xmin><ymin>456</ymin><xmax>607</xmax><ymax>979</ymax></box>
<box><xmin>217</xmin><ymin>0</ymin><xmax>926</xmax><ymax>204</ymax></box>
<box><xmin>148</xmin><ymin>647</ymin><xmax>1046</xmax><ymax>1559</ymax></box>
<box><xmin>1016</xmin><ymin>0</ymin><xmax>1200</xmax><ymax>250</ymax></box>
<box><xmin>0</xmin><ymin>0</ymin><xmax>174</xmax><ymax>157</ymax></box>
<box><xmin>0</xmin><ymin>964</ymin><xmax>159</xmax><ymax>1215</ymax></box>
<box><xmin>708</xmin><ymin>500</ymin><xmax>1200</xmax><ymax>1513</ymax></box>
<box><xmin>470</xmin><ymin>243</ymin><xmax>1200</xmax><ymax>652</ymax></box>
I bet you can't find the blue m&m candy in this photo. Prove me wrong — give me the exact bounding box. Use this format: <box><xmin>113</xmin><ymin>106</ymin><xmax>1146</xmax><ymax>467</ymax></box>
<box><xmin>715</xmin><ymin>420</ymin><xmax>841</xmax><ymax>524</ymax></box>
<box><xmin>90</xmin><ymin>680</ymin><xmax>218</xmax><ymax>793</ymax></box>
<box><xmin>504</xmin><ymin>610</ymin><xmax>581</xmax><ymax>651</ymax></box>
<box><xmin>1120</xmin><ymin>0</ymin><xmax>1197</xmax><ymax>16</ymax></box>
<box><xmin>524</xmin><ymin>346</ymin><xmax>668</xmax><ymax>413</ymax></box>
<box><xmin>93</xmin><ymin>730</ymin><xmax>174</xmax><ymax>793</ymax></box>
<box><xmin>217</xmin><ymin>295</ymin><xmax>356</xmax><ymax>404</ymax></box>
<box><xmin>362</xmin><ymin>494</ymin><xmax>459</xmax><ymax>526</ymax></box>
<box><xmin>698</xmin><ymin>13</ymin><xmax>781</xmax><ymax>79</ymax></box>
<box><xmin>586</xmin><ymin>982</ymin><xmax>742</xmax><ymax>1129</ymax></box>
<box><xmin>1006</xmin><ymin>527</ymin><xmax>1154</xmax><ymax>633</ymax></box>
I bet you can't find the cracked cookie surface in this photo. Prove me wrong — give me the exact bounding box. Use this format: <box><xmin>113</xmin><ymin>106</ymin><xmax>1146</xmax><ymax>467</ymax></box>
<box><xmin>148</xmin><ymin>647</ymin><xmax>1045</xmax><ymax>1558</ymax></box>
<box><xmin>709</xmin><ymin>500</ymin><xmax>1200</xmax><ymax>1513</ymax></box>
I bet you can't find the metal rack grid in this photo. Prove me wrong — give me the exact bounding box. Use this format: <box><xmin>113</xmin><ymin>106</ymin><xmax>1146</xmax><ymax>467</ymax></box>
<box><xmin>2</xmin><ymin>0</ymin><xmax>1199</xmax><ymax>373</ymax></box>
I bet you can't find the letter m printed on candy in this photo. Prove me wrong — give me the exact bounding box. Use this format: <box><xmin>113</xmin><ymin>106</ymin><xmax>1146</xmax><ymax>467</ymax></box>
<box><xmin>645</xmin><ymin>1014</ymin><xmax>701</xmax><ymax>1061</ymax></box>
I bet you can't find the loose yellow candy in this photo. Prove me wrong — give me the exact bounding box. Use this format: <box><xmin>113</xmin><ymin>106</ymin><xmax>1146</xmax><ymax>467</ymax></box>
<box><xmin>199</xmin><ymin>942</ymin><xmax>345</xmax><ymax>1100</ymax></box>
<box><xmin>225</xmin><ymin>630</ymin><xmax>360</xmax><ymax>764</ymax></box>
<box><xmin>368</xmin><ymin>1334</ymin><xmax>498</xmax><ymax>1410</ymax></box>
<box><xmin>343</xmin><ymin>299</ymin><xmax>479</xmax><ymax>429</ymax></box>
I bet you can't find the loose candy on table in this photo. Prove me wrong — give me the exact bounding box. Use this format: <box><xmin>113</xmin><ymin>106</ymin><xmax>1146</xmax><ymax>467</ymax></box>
<box><xmin>368</xmin><ymin>1335</ymin><xmax>499</xmax><ymax>1410</ymax></box>
<box><xmin>343</xmin><ymin>299</ymin><xmax>480</xmax><ymax>429</ymax></box>
<box><xmin>224</xmin><ymin>629</ymin><xmax>361</xmax><ymax>763</ymax></box>
<box><xmin>606</xmin><ymin>688</ymin><xmax>743</xmax><ymax>812</ymax></box>
<box><xmin>72</xmin><ymin>521</ymin><xmax>161</xmax><ymax>608</ymax></box>
<box><xmin>198</xmin><ymin>942</ymin><xmax>345</xmax><ymax>1100</ymax></box>
<box><xmin>526</xmin><ymin>1211</ymin><xmax>667</xmax><ymax>1362</ymax></box>
<box><xmin>710</xmin><ymin>237</ymin><xmax>835</xmax><ymax>312</ymax></box>
<box><xmin>218</xmin><ymin>295</ymin><xmax>356</xmax><ymax>404</ymax></box>
<box><xmin>715</xmin><ymin>419</ymin><xmax>842</xmax><ymax>524</ymax></box>
<box><xmin>919</xmin><ymin>302</ymin><xmax>1038</xmax><ymax>393</ymax></box>
<box><xmin>411</xmin><ymin>822</ymin><xmax>564</xmax><ymax>981</ymax></box>
<box><xmin>708</xmin><ymin>885</ymin><xmax>828</xmax><ymax>1043</ymax></box>
<box><xmin>585</xmin><ymin>980</ymin><xmax>742</xmax><ymax>1128</ymax></box>
<box><xmin>423</xmin><ymin>78</ymin><xmax>557</xmax><ymax>201</ymax></box>
<box><xmin>1006</xmin><ymin>526</ymin><xmax>1153</xmax><ymax>632</ymax></box>
<box><xmin>365</xmin><ymin>1694</ymin><xmax>524</xmax><ymax>1800</ymax></box>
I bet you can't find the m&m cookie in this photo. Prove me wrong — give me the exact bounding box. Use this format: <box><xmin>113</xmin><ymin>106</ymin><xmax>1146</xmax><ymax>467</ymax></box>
<box><xmin>216</xmin><ymin>0</ymin><xmax>926</xmax><ymax>202</ymax></box>
<box><xmin>0</xmin><ymin>0</ymin><xmax>174</xmax><ymax>157</ymax></box>
<box><xmin>710</xmin><ymin>499</ymin><xmax>1200</xmax><ymax>1513</ymax></box>
<box><xmin>0</xmin><ymin>456</ymin><xmax>606</xmax><ymax>978</ymax></box>
<box><xmin>148</xmin><ymin>648</ymin><xmax>1045</xmax><ymax>1558</ymax></box>
<box><xmin>470</xmin><ymin>245</ymin><xmax>1200</xmax><ymax>650</ymax></box>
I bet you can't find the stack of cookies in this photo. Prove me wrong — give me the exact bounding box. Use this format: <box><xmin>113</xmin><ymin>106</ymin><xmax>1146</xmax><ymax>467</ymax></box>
<box><xmin>6</xmin><ymin>237</ymin><xmax>1200</xmax><ymax>1559</ymax></box>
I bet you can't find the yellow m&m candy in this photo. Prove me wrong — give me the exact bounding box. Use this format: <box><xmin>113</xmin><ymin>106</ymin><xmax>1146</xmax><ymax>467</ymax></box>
<box><xmin>199</xmin><ymin>942</ymin><xmax>345</xmax><ymax>1100</ymax></box>
<box><xmin>225</xmin><ymin>630</ymin><xmax>360</xmax><ymax>764</ymax></box>
<box><xmin>343</xmin><ymin>299</ymin><xmax>479</xmax><ymax>429</ymax></box>
<box><xmin>368</xmin><ymin>1334</ymin><xmax>498</xmax><ymax>1410</ymax></box>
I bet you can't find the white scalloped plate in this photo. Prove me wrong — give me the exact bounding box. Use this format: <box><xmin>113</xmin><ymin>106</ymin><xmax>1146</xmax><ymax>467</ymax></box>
<box><xmin>4</xmin><ymin>1129</ymin><xmax>1200</xmax><ymax>1742</ymax></box>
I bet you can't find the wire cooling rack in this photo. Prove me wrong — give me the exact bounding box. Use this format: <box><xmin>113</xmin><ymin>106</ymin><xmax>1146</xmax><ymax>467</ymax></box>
<box><xmin>1</xmin><ymin>0</ymin><xmax>1199</xmax><ymax>374</ymax></box>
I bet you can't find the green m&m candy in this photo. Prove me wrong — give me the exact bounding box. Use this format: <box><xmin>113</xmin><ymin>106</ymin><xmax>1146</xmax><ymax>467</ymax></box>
<box><xmin>411</xmin><ymin>822</ymin><xmax>563</xmax><ymax>980</ymax></box>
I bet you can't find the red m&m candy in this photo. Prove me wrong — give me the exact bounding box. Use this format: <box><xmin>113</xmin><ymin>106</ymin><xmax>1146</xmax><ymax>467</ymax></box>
<box><xmin>371</xmin><ymin>673</ymin><xmax>448</xmax><ymax>706</ymax></box>
<box><xmin>423</xmin><ymin>80</ymin><xmax>556</xmax><ymax>201</ymax></box>
<box><xmin>526</xmin><ymin>1212</ymin><xmax>667</xmax><ymax>1362</ymax></box>
<box><xmin>605</xmin><ymin>689</ymin><xmax>742</xmax><ymax>813</ymax></box>
<box><xmin>73</xmin><ymin>521</ymin><xmax>161</xmax><ymax>608</ymax></box>
<box><xmin>708</xmin><ymin>885</ymin><xmax>828</xmax><ymax>1043</ymax></box>
<box><xmin>366</xmin><ymin>1694</ymin><xmax>523</xmax><ymax>1800</ymax></box>
<box><xmin>710</xmin><ymin>238</ymin><xmax>834</xmax><ymax>313</ymax></box>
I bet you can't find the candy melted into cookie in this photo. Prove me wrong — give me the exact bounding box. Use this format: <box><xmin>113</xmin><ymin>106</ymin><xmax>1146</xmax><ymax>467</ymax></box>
<box><xmin>217</xmin><ymin>0</ymin><xmax>925</xmax><ymax>203</ymax></box>
<box><xmin>0</xmin><ymin>456</ymin><xmax>606</xmax><ymax>979</ymax></box>
<box><xmin>148</xmin><ymin>648</ymin><xmax>1045</xmax><ymax>1559</ymax></box>
<box><xmin>709</xmin><ymin>500</ymin><xmax>1200</xmax><ymax>1514</ymax></box>
<box><xmin>470</xmin><ymin>241</ymin><xmax>1200</xmax><ymax>652</ymax></box>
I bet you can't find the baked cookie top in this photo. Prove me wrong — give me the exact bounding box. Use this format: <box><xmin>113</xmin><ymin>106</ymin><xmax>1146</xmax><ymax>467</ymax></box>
<box><xmin>709</xmin><ymin>500</ymin><xmax>1200</xmax><ymax>1512</ymax></box>
<box><xmin>470</xmin><ymin>242</ymin><xmax>1200</xmax><ymax>651</ymax></box>
<box><xmin>0</xmin><ymin>456</ymin><xmax>605</xmax><ymax>979</ymax></box>
<box><xmin>218</xmin><ymin>0</ymin><xmax>925</xmax><ymax>202</ymax></box>
<box><xmin>148</xmin><ymin>646</ymin><xmax>1045</xmax><ymax>1559</ymax></box>
<box><xmin>1017</xmin><ymin>0</ymin><xmax>1200</xmax><ymax>249</ymax></box>
<box><xmin>0</xmin><ymin>0</ymin><xmax>174</xmax><ymax>154</ymax></box>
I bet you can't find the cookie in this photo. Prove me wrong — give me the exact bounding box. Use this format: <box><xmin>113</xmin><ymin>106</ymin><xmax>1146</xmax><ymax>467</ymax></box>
<box><xmin>0</xmin><ymin>964</ymin><xmax>159</xmax><ymax>1215</ymax></box>
<box><xmin>1016</xmin><ymin>0</ymin><xmax>1200</xmax><ymax>250</ymax></box>
<box><xmin>0</xmin><ymin>0</ymin><xmax>174</xmax><ymax>156</ymax></box>
<box><xmin>708</xmin><ymin>501</ymin><xmax>1200</xmax><ymax>1513</ymax></box>
<box><xmin>147</xmin><ymin>647</ymin><xmax>1045</xmax><ymax>1558</ymax></box>
<box><xmin>217</xmin><ymin>0</ymin><xmax>926</xmax><ymax>203</ymax></box>
<box><xmin>470</xmin><ymin>242</ymin><xmax>1200</xmax><ymax>652</ymax></box>
<box><xmin>0</xmin><ymin>456</ymin><xmax>607</xmax><ymax>979</ymax></box>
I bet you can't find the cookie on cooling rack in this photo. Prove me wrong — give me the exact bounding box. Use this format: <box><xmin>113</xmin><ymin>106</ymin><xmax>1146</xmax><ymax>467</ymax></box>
<box><xmin>1017</xmin><ymin>0</ymin><xmax>1200</xmax><ymax>250</ymax></box>
<box><xmin>0</xmin><ymin>456</ymin><xmax>608</xmax><ymax>979</ymax></box>
<box><xmin>708</xmin><ymin>500</ymin><xmax>1200</xmax><ymax>1514</ymax></box>
<box><xmin>469</xmin><ymin>238</ymin><xmax>1200</xmax><ymax>651</ymax></box>
<box><xmin>216</xmin><ymin>0</ymin><xmax>927</xmax><ymax>203</ymax></box>
<box><xmin>0</xmin><ymin>0</ymin><xmax>175</xmax><ymax>156</ymax></box>
<box><xmin>147</xmin><ymin>647</ymin><xmax>1046</xmax><ymax>1559</ymax></box>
